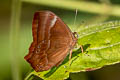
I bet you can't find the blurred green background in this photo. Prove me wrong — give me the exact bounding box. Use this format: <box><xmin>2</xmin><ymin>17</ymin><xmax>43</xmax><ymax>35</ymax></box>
<box><xmin>0</xmin><ymin>0</ymin><xmax>120</xmax><ymax>80</ymax></box>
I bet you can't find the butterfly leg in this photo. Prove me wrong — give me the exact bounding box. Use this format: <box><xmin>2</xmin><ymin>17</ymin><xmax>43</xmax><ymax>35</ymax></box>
<box><xmin>69</xmin><ymin>50</ymin><xmax>72</xmax><ymax>65</ymax></box>
<box><xmin>80</xmin><ymin>45</ymin><xmax>83</xmax><ymax>53</ymax></box>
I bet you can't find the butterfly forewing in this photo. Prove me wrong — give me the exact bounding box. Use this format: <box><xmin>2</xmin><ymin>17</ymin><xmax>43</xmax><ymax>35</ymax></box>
<box><xmin>24</xmin><ymin>11</ymin><xmax>77</xmax><ymax>72</ymax></box>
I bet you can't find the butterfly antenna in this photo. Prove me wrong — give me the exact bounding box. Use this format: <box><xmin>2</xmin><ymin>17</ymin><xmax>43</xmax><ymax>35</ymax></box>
<box><xmin>73</xmin><ymin>9</ymin><xmax>78</xmax><ymax>28</ymax></box>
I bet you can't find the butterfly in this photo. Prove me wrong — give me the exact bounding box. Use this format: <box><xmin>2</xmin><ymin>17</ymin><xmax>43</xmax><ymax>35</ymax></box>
<box><xmin>24</xmin><ymin>11</ymin><xmax>82</xmax><ymax>72</ymax></box>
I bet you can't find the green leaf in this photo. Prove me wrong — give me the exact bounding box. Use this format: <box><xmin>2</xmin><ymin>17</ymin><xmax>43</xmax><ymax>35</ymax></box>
<box><xmin>25</xmin><ymin>21</ymin><xmax>120</xmax><ymax>80</ymax></box>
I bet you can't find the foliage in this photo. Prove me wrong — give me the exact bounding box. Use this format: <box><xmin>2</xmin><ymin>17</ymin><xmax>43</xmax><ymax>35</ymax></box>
<box><xmin>25</xmin><ymin>21</ymin><xmax>120</xmax><ymax>80</ymax></box>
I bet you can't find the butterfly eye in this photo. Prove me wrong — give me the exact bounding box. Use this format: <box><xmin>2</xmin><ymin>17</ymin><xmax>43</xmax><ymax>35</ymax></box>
<box><xmin>73</xmin><ymin>32</ymin><xmax>79</xmax><ymax>38</ymax></box>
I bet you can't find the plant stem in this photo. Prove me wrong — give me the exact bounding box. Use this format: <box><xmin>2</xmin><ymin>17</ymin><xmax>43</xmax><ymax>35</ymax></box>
<box><xmin>10</xmin><ymin>0</ymin><xmax>22</xmax><ymax>80</ymax></box>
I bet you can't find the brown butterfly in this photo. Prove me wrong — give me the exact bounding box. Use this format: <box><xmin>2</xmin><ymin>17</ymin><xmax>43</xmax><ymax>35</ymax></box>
<box><xmin>24</xmin><ymin>11</ymin><xmax>82</xmax><ymax>72</ymax></box>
